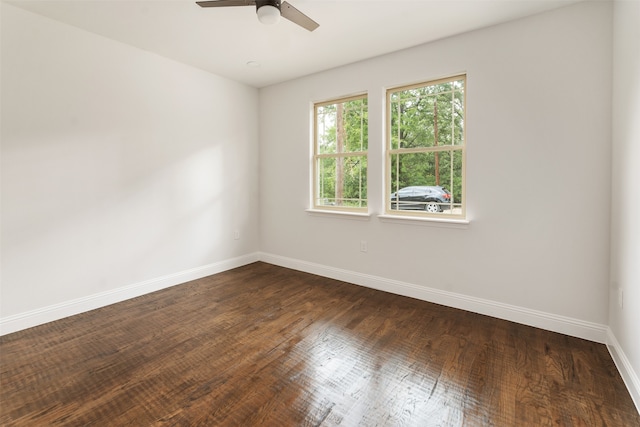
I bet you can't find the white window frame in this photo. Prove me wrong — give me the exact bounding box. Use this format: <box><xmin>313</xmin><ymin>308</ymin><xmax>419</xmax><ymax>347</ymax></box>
<box><xmin>385</xmin><ymin>75</ymin><xmax>466</xmax><ymax>220</ymax></box>
<box><xmin>312</xmin><ymin>94</ymin><xmax>368</xmax><ymax>213</ymax></box>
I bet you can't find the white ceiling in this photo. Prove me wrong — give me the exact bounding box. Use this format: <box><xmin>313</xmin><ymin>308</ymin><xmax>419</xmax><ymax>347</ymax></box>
<box><xmin>8</xmin><ymin>0</ymin><xmax>582</xmax><ymax>88</ymax></box>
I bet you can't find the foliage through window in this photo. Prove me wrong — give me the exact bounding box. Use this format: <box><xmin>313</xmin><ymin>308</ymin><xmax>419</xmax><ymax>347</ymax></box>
<box><xmin>387</xmin><ymin>75</ymin><xmax>465</xmax><ymax>217</ymax></box>
<box><xmin>314</xmin><ymin>95</ymin><xmax>368</xmax><ymax>210</ymax></box>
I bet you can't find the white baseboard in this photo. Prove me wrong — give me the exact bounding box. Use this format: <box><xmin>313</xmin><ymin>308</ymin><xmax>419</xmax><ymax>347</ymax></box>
<box><xmin>607</xmin><ymin>328</ymin><xmax>640</xmax><ymax>413</ymax></box>
<box><xmin>0</xmin><ymin>253</ymin><xmax>260</xmax><ymax>336</ymax></box>
<box><xmin>2</xmin><ymin>251</ymin><xmax>610</xmax><ymax>344</ymax></box>
<box><xmin>259</xmin><ymin>252</ymin><xmax>609</xmax><ymax>344</ymax></box>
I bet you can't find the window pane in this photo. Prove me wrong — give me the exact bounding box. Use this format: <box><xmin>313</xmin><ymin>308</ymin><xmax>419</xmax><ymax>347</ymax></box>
<box><xmin>317</xmin><ymin>155</ymin><xmax>367</xmax><ymax>208</ymax></box>
<box><xmin>317</xmin><ymin>98</ymin><xmax>368</xmax><ymax>154</ymax></box>
<box><xmin>343</xmin><ymin>99</ymin><xmax>369</xmax><ymax>152</ymax></box>
<box><xmin>389</xmin><ymin>150</ymin><xmax>462</xmax><ymax>213</ymax></box>
<box><xmin>389</xmin><ymin>78</ymin><xmax>464</xmax><ymax>149</ymax></box>
<box><xmin>316</xmin><ymin>104</ymin><xmax>337</xmax><ymax>155</ymax></box>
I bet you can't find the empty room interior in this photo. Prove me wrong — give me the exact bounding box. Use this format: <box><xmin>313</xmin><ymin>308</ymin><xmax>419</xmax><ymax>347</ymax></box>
<box><xmin>1</xmin><ymin>0</ymin><xmax>639</xmax><ymax>425</ymax></box>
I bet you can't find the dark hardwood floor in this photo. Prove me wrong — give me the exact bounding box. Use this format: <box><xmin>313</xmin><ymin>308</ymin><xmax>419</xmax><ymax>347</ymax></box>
<box><xmin>1</xmin><ymin>262</ymin><xmax>638</xmax><ymax>426</ymax></box>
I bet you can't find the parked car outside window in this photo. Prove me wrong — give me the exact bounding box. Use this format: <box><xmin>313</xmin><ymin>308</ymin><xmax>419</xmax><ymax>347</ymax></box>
<box><xmin>390</xmin><ymin>186</ymin><xmax>453</xmax><ymax>212</ymax></box>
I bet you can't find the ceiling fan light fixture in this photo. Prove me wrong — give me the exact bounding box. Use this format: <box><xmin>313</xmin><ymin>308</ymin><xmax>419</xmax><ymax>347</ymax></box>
<box><xmin>197</xmin><ymin>0</ymin><xmax>318</xmax><ymax>32</ymax></box>
<box><xmin>257</xmin><ymin>5</ymin><xmax>280</xmax><ymax>25</ymax></box>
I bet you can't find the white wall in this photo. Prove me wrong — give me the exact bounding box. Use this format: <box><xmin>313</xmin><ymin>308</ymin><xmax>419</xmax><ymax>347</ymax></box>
<box><xmin>2</xmin><ymin>0</ymin><xmax>636</xmax><ymax>407</ymax></box>
<box><xmin>260</xmin><ymin>2</ymin><xmax>612</xmax><ymax>329</ymax></box>
<box><xmin>0</xmin><ymin>4</ymin><xmax>260</xmax><ymax>329</ymax></box>
<box><xmin>610</xmin><ymin>0</ymin><xmax>640</xmax><ymax>407</ymax></box>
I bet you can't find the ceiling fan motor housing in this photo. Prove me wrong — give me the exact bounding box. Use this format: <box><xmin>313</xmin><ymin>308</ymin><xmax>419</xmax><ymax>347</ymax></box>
<box><xmin>256</xmin><ymin>0</ymin><xmax>281</xmax><ymax>12</ymax></box>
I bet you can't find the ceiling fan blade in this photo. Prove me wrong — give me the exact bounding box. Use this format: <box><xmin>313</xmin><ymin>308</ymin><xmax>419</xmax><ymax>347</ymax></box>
<box><xmin>280</xmin><ymin>1</ymin><xmax>319</xmax><ymax>31</ymax></box>
<box><xmin>196</xmin><ymin>0</ymin><xmax>255</xmax><ymax>7</ymax></box>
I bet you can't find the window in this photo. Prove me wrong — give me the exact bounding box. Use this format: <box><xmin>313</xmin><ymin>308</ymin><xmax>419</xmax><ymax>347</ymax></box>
<box><xmin>386</xmin><ymin>75</ymin><xmax>465</xmax><ymax>218</ymax></box>
<box><xmin>313</xmin><ymin>95</ymin><xmax>368</xmax><ymax>211</ymax></box>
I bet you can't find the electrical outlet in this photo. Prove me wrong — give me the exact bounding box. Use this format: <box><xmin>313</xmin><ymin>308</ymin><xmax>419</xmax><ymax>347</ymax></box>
<box><xmin>234</xmin><ymin>230</ymin><xmax>240</xmax><ymax>240</ymax></box>
<box><xmin>618</xmin><ymin>289</ymin><xmax>624</xmax><ymax>309</ymax></box>
<box><xmin>360</xmin><ymin>240</ymin><xmax>368</xmax><ymax>253</ymax></box>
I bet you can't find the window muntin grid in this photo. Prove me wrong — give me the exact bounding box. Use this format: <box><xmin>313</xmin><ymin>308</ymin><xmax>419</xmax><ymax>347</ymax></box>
<box><xmin>314</xmin><ymin>95</ymin><xmax>368</xmax><ymax>211</ymax></box>
<box><xmin>386</xmin><ymin>75</ymin><xmax>465</xmax><ymax>218</ymax></box>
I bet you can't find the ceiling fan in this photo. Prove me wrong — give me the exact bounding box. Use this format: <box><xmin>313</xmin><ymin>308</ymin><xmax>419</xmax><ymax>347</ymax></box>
<box><xmin>196</xmin><ymin>0</ymin><xmax>319</xmax><ymax>32</ymax></box>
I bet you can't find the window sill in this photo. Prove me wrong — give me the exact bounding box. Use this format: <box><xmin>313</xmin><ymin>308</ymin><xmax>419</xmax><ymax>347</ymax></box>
<box><xmin>377</xmin><ymin>214</ymin><xmax>470</xmax><ymax>229</ymax></box>
<box><xmin>306</xmin><ymin>209</ymin><xmax>371</xmax><ymax>221</ymax></box>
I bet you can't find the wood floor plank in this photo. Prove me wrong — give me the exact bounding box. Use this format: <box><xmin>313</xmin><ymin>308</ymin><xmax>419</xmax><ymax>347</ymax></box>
<box><xmin>1</xmin><ymin>262</ymin><xmax>638</xmax><ymax>426</ymax></box>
